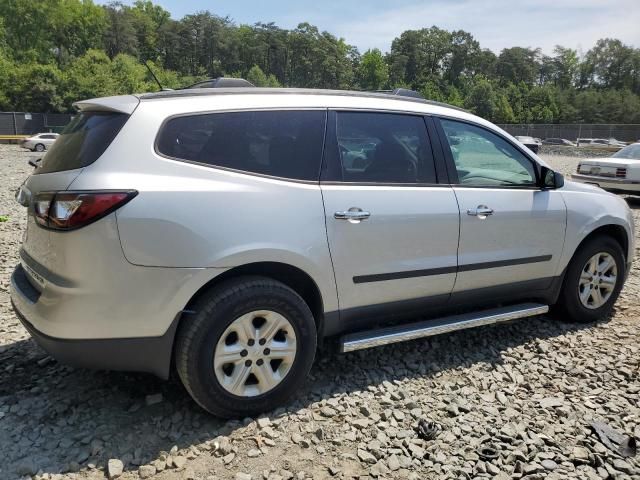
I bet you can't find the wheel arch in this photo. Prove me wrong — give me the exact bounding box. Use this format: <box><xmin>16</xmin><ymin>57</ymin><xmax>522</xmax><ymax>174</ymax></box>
<box><xmin>576</xmin><ymin>224</ymin><xmax>629</xmax><ymax>262</ymax></box>
<box><xmin>552</xmin><ymin>222</ymin><xmax>629</xmax><ymax>308</ymax></box>
<box><xmin>181</xmin><ymin>261</ymin><xmax>326</xmax><ymax>336</ymax></box>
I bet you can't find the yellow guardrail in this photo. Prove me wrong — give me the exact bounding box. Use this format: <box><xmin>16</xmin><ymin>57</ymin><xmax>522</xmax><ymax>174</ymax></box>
<box><xmin>0</xmin><ymin>135</ymin><xmax>28</xmax><ymax>140</ymax></box>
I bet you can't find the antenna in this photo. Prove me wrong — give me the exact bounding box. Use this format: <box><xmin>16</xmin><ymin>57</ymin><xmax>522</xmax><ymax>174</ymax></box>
<box><xmin>144</xmin><ymin>62</ymin><xmax>170</xmax><ymax>91</ymax></box>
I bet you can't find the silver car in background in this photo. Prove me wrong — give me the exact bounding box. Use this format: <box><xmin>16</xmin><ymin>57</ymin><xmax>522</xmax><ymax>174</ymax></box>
<box><xmin>10</xmin><ymin>88</ymin><xmax>635</xmax><ymax>417</ymax></box>
<box><xmin>20</xmin><ymin>132</ymin><xmax>59</xmax><ymax>152</ymax></box>
<box><xmin>514</xmin><ymin>135</ymin><xmax>541</xmax><ymax>153</ymax></box>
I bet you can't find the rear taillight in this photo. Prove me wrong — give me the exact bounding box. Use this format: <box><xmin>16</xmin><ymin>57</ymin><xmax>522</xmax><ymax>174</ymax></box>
<box><xmin>32</xmin><ymin>191</ymin><xmax>137</xmax><ymax>231</ymax></box>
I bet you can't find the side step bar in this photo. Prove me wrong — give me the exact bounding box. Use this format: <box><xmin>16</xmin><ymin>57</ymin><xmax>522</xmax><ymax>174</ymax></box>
<box><xmin>340</xmin><ymin>303</ymin><xmax>549</xmax><ymax>353</ymax></box>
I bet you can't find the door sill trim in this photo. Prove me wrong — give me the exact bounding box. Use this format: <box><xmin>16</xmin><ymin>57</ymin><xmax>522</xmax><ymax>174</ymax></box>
<box><xmin>340</xmin><ymin>302</ymin><xmax>548</xmax><ymax>352</ymax></box>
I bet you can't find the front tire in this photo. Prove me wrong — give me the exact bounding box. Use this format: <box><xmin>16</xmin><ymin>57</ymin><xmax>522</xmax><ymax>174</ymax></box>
<box><xmin>34</xmin><ymin>143</ymin><xmax>45</xmax><ymax>152</ymax></box>
<box><xmin>175</xmin><ymin>276</ymin><xmax>317</xmax><ymax>418</ymax></box>
<box><xmin>556</xmin><ymin>235</ymin><xmax>625</xmax><ymax>323</ymax></box>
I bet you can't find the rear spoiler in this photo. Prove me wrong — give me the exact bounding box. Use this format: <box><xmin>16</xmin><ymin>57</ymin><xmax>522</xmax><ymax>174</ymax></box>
<box><xmin>73</xmin><ymin>95</ymin><xmax>139</xmax><ymax>115</ymax></box>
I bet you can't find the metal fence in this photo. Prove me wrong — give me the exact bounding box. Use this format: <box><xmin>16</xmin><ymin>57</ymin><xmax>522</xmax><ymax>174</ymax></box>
<box><xmin>496</xmin><ymin>124</ymin><xmax>640</xmax><ymax>143</ymax></box>
<box><xmin>0</xmin><ymin>112</ymin><xmax>74</xmax><ymax>136</ymax></box>
<box><xmin>2</xmin><ymin>113</ymin><xmax>639</xmax><ymax>143</ymax></box>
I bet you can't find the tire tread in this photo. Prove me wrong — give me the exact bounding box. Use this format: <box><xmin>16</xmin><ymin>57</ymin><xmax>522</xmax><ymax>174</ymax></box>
<box><xmin>175</xmin><ymin>276</ymin><xmax>316</xmax><ymax>417</ymax></box>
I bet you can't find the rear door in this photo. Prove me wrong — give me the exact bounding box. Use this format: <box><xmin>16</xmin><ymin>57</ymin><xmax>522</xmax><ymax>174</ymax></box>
<box><xmin>321</xmin><ymin>111</ymin><xmax>460</xmax><ymax>320</ymax></box>
<box><xmin>435</xmin><ymin>117</ymin><xmax>566</xmax><ymax>296</ymax></box>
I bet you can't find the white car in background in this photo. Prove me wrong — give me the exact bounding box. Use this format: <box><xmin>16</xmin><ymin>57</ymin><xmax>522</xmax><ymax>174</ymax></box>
<box><xmin>577</xmin><ymin>138</ymin><xmax>626</xmax><ymax>150</ymax></box>
<box><xmin>20</xmin><ymin>133</ymin><xmax>59</xmax><ymax>152</ymax></box>
<box><xmin>573</xmin><ymin>143</ymin><xmax>640</xmax><ymax>194</ymax></box>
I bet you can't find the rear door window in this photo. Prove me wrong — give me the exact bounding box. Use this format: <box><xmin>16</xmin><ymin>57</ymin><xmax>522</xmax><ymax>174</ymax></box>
<box><xmin>37</xmin><ymin>112</ymin><xmax>129</xmax><ymax>174</ymax></box>
<box><xmin>157</xmin><ymin>110</ymin><xmax>326</xmax><ymax>181</ymax></box>
<box><xmin>332</xmin><ymin>112</ymin><xmax>436</xmax><ymax>184</ymax></box>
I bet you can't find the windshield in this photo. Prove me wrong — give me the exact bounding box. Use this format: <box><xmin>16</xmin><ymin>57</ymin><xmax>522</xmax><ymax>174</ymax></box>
<box><xmin>612</xmin><ymin>144</ymin><xmax>640</xmax><ymax>160</ymax></box>
<box><xmin>37</xmin><ymin>112</ymin><xmax>129</xmax><ymax>174</ymax></box>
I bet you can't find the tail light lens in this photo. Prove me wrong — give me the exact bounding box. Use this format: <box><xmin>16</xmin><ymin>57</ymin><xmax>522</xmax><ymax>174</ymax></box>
<box><xmin>32</xmin><ymin>191</ymin><xmax>137</xmax><ymax>231</ymax></box>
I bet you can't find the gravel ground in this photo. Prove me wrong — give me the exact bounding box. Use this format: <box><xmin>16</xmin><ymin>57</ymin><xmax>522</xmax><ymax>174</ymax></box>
<box><xmin>0</xmin><ymin>144</ymin><xmax>638</xmax><ymax>480</ymax></box>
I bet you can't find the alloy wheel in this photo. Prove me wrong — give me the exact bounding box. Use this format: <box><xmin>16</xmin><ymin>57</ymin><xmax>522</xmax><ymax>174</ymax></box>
<box><xmin>578</xmin><ymin>252</ymin><xmax>617</xmax><ymax>309</ymax></box>
<box><xmin>213</xmin><ymin>310</ymin><xmax>297</xmax><ymax>397</ymax></box>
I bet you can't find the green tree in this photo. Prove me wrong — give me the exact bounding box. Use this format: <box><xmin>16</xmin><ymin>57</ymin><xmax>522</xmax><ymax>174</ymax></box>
<box><xmin>420</xmin><ymin>80</ymin><xmax>446</xmax><ymax>102</ymax></box>
<box><xmin>50</xmin><ymin>0</ymin><xmax>107</xmax><ymax>63</ymax></box>
<box><xmin>129</xmin><ymin>0</ymin><xmax>171</xmax><ymax>61</ymax></box>
<box><xmin>465</xmin><ymin>77</ymin><xmax>497</xmax><ymax>118</ymax></box>
<box><xmin>527</xmin><ymin>86</ymin><xmax>559</xmax><ymax>122</ymax></box>
<box><xmin>246</xmin><ymin>65</ymin><xmax>281</xmax><ymax>87</ymax></box>
<box><xmin>103</xmin><ymin>2</ymin><xmax>139</xmax><ymax>58</ymax></box>
<box><xmin>494</xmin><ymin>94</ymin><xmax>516</xmax><ymax>123</ymax></box>
<box><xmin>0</xmin><ymin>53</ymin><xmax>13</xmax><ymax>110</ymax></box>
<box><xmin>446</xmin><ymin>30</ymin><xmax>481</xmax><ymax>84</ymax></box>
<box><xmin>473</xmin><ymin>49</ymin><xmax>498</xmax><ymax>77</ymax></box>
<box><xmin>446</xmin><ymin>86</ymin><xmax>465</xmax><ymax>108</ymax></box>
<box><xmin>356</xmin><ymin>49</ymin><xmax>389</xmax><ymax>90</ymax></box>
<box><xmin>496</xmin><ymin>47</ymin><xmax>540</xmax><ymax>85</ymax></box>
<box><xmin>63</xmin><ymin>49</ymin><xmax>118</xmax><ymax>106</ymax></box>
<box><xmin>387</xmin><ymin>26</ymin><xmax>452</xmax><ymax>88</ymax></box>
<box><xmin>7</xmin><ymin>62</ymin><xmax>64</xmax><ymax>111</ymax></box>
<box><xmin>0</xmin><ymin>0</ymin><xmax>106</xmax><ymax>64</ymax></box>
<box><xmin>551</xmin><ymin>46</ymin><xmax>579</xmax><ymax>89</ymax></box>
<box><xmin>1</xmin><ymin>0</ymin><xmax>639</xmax><ymax>120</ymax></box>
<box><xmin>583</xmin><ymin>39</ymin><xmax>639</xmax><ymax>92</ymax></box>
<box><xmin>0</xmin><ymin>0</ymin><xmax>52</xmax><ymax>60</ymax></box>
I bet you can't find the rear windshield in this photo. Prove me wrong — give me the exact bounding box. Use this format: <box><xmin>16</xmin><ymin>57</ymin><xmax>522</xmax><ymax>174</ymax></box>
<box><xmin>613</xmin><ymin>144</ymin><xmax>640</xmax><ymax>160</ymax></box>
<box><xmin>37</xmin><ymin>112</ymin><xmax>129</xmax><ymax>174</ymax></box>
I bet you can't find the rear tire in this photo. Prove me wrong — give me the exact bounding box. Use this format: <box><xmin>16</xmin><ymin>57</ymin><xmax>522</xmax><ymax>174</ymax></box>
<box><xmin>555</xmin><ymin>235</ymin><xmax>625</xmax><ymax>323</ymax></box>
<box><xmin>175</xmin><ymin>276</ymin><xmax>317</xmax><ymax>418</ymax></box>
<box><xmin>34</xmin><ymin>143</ymin><xmax>45</xmax><ymax>152</ymax></box>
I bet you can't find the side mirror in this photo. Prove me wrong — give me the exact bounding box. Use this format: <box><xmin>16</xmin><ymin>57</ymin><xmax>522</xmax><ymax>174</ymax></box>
<box><xmin>540</xmin><ymin>166</ymin><xmax>564</xmax><ymax>189</ymax></box>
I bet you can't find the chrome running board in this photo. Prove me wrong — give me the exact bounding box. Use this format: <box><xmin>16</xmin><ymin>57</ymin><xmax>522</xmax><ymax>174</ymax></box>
<box><xmin>340</xmin><ymin>303</ymin><xmax>549</xmax><ymax>353</ymax></box>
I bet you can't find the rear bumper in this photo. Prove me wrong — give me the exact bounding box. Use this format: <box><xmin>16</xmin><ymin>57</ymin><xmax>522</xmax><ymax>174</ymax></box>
<box><xmin>11</xmin><ymin>264</ymin><xmax>179</xmax><ymax>378</ymax></box>
<box><xmin>571</xmin><ymin>174</ymin><xmax>640</xmax><ymax>193</ymax></box>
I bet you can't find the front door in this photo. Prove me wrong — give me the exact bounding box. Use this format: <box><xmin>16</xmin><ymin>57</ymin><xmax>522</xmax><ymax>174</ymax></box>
<box><xmin>321</xmin><ymin>111</ymin><xmax>460</xmax><ymax>318</ymax></box>
<box><xmin>436</xmin><ymin>118</ymin><xmax>566</xmax><ymax>294</ymax></box>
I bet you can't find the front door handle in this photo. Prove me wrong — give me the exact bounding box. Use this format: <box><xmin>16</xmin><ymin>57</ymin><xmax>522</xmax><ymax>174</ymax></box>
<box><xmin>467</xmin><ymin>205</ymin><xmax>494</xmax><ymax>219</ymax></box>
<box><xmin>335</xmin><ymin>208</ymin><xmax>370</xmax><ymax>222</ymax></box>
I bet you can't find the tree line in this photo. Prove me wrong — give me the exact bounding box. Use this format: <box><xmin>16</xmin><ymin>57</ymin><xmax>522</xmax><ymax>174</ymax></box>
<box><xmin>0</xmin><ymin>0</ymin><xmax>639</xmax><ymax>124</ymax></box>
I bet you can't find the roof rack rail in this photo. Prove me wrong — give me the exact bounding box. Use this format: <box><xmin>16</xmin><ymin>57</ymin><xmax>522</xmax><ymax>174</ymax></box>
<box><xmin>140</xmin><ymin>87</ymin><xmax>469</xmax><ymax>112</ymax></box>
<box><xmin>392</xmin><ymin>88</ymin><xmax>424</xmax><ymax>99</ymax></box>
<box><xmin>375</xmin><ymin>88</ymin><xmax>424</xmax><ymax>99</ymax></box>
<box><xmin>373</xmin><ymin>88</ymin><xmax>467</xmax><ymax>112</ymax></box>
<box><xmin>183</xmin><ymin>77</ymin><xmax>255</xmax><ymax>89</ymax></box>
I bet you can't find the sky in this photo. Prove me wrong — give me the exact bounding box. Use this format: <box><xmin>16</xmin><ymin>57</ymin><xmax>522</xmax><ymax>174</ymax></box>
<box><xmin>110</xmin><ymin>0</ymin><xmax>640</xmax><ymax>54</ymax></box>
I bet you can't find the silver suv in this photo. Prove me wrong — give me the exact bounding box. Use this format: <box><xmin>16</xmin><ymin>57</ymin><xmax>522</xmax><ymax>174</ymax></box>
<box><xmin>10</xmin><ymin>88</ymin><xmax>634</xmax><ymax>417</ymax></box>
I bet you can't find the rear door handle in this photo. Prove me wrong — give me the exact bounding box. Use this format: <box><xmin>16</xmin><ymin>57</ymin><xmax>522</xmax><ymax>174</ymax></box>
<box><xmin>334</xmin><ymin>209</ymin><xmax>370</xmax><ymax>221</ymax></box>
<box><xmin>467</xmin><ymin>205</ymin><xmax>494</xmax><ymax>218</ymax></box>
